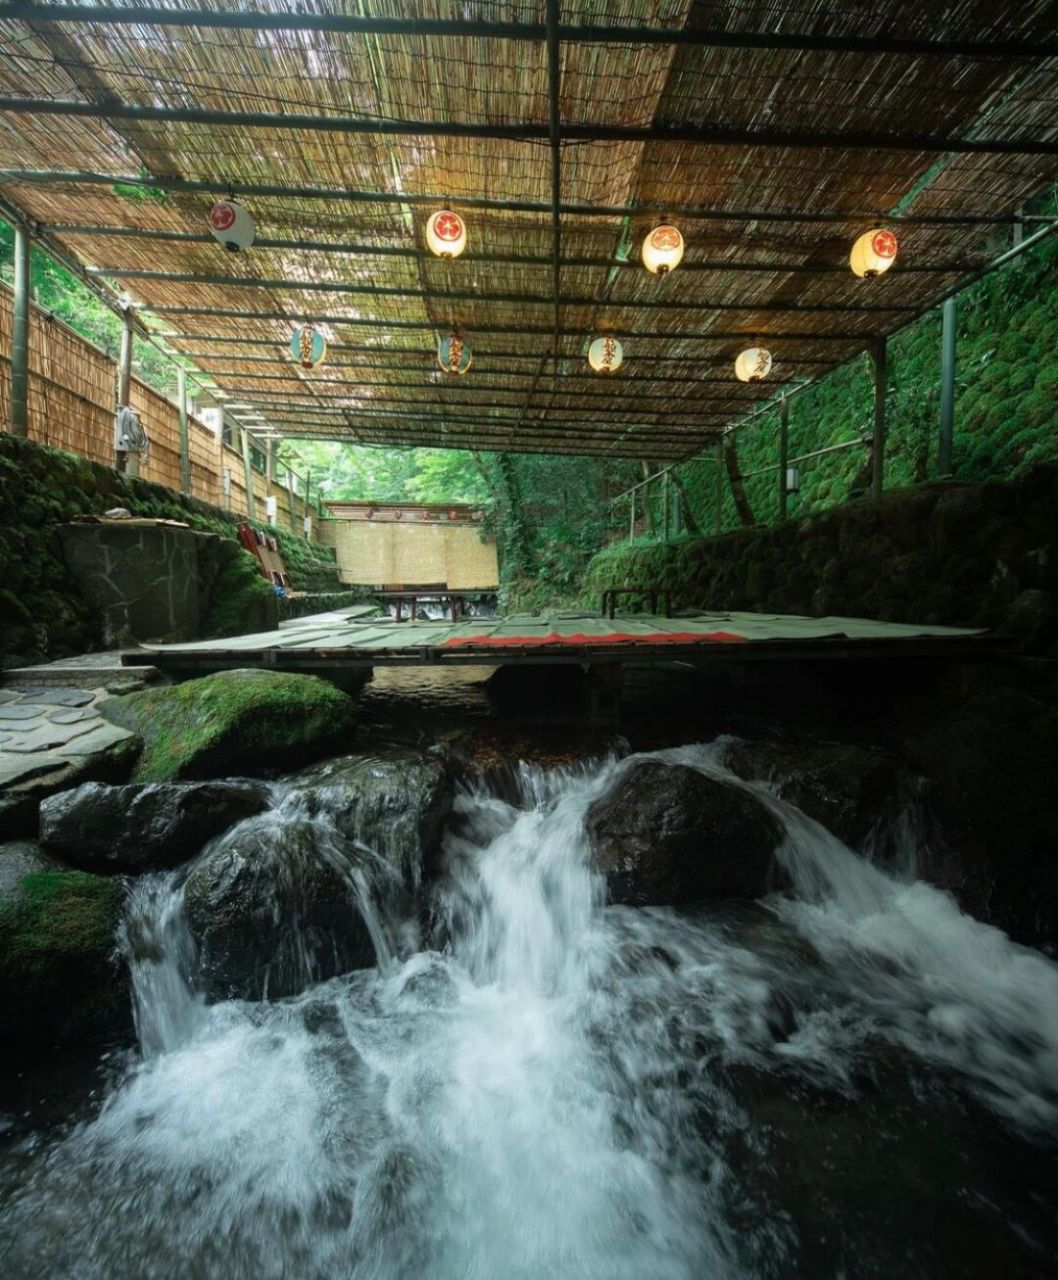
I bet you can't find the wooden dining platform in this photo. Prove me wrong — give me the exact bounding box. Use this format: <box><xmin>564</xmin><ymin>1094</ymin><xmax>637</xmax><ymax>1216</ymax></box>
<box><xmin>120</xmin><ymin>608</ymin><xmax>1000</xmax><ymax>675</ymax></box>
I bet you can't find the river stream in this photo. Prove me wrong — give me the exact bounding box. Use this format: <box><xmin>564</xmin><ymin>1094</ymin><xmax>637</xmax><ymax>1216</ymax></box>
<box><xmin>1</xmin><ymin>740</ymin><xmax>1056</xmax><ymax>1278</ymax></box>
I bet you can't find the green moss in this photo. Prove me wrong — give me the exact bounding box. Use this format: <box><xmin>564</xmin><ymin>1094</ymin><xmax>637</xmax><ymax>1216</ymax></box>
<box><xmin>0</xmin><ymin>871</ymin><xmax>129</xmax><ymax>1049</ymax></box>
<box><xmin>201</xmin><ymin>549</ymin><xmax>277</xmax><ymax>639</ymax></box>
<box><xmin>0</xmin><ymin>872</ymin><xmax>122</xmax><ymax>962</ymax></box>
<box><xmin>103</xmin><ymin>669</ymin><xmax>359</xmax><ymax>783</ymax></box>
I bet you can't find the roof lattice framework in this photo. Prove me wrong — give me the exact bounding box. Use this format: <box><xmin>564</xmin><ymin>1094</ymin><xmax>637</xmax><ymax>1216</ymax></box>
<box><xmin>2</xmin><ymin>0</ymin><xmax>1058</xmax><ymax>459</ymax></box>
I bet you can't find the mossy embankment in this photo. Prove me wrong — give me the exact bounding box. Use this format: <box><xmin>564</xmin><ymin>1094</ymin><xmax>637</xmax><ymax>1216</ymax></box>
<box><xmin>666</xmin><ymin>230</ymin><xmax>1058</xmax><ymax>535</ymax></box>
<box><xmin>0</xmin><ymin>434</ymin><xmax>341</xmax><ymax>665</ymax></box>
<box><xmin>586</xmin><ymin>462</ymin><xmax>1058</xmax><ymax>647</ymax></box>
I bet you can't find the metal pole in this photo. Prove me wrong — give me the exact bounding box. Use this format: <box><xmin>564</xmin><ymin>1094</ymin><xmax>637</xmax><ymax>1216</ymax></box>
<box><xmin>240</xmin><ymin>427</ymin><xmax>256</xmax><ymax>520</ymax></box>
<box><xmin>938</xmin><ymin>296</ymin><xmax>957</xmax><ymax>477</ymax></box>
<box><xmin>778</xmin><ymin>396</ymin><xmax>790</xmax><ymax>520</ymax></box>
<box><xmin>871</xmin><ymin>338</ymin><xmax>888</xmax><ymax>503</ymax></box>
<box><xmin>10</xmin><ymin>222</ymin><xmax>30</xmax><ymax>437</ymax></box>
<box><xmin>177</xmin><ymin>367</ymin><xmax>191</xmax><ymax>494</ymax></box>
<box><xmin>714</xmin><ymin>439</ymin><xmax>723</xmax><ymax>536</ymax></box>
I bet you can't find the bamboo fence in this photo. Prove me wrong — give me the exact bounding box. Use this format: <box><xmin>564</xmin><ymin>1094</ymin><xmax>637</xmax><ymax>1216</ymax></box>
<box><xmin>0</xmin><ymin>282</ymin><xmax>315</xmax><ymax>535</ymax></box>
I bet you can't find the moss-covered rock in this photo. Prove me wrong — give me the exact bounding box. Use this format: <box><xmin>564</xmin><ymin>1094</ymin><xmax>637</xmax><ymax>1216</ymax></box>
<box><xmin>0</xmin><ymin>870</ymin><xmax>131</xmax><ymax>1050</ymax></box>
<box><xmin>101</xmin><ymin>669</ymin><xmax>359</xmax><ymax>783</ymax></box>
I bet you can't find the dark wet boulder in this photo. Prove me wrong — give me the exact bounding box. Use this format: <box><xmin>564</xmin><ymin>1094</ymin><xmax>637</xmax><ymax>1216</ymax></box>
<box><xmin>721</xmin><ymin>738</ymin><xmax>902</xmax><ymax>852</ymax></box>
<box><xmin>0</xmin><ymin>868</ymin><xmax>131</xmax><ymax>1051</ymax></box>
<box><xmin>182</xmin><ymin>814</ymin><xmax>377</xmax><ymax>1001</ymax></box>
<box><xmin>586</xmin><ymin>761</ymin><xmax>783</xmax><ymax>905</ymax></box>
<box><xmin>287</xmin><ymin>749</ymin><xmax>452</xmax><ymax>881</ymax></box>
<box><xmin>39</xmin><ymin>780</ymin><xmax>269</xmax><ymax>872</ymax></box>
<box><xmin>0</xmin><ymin>840</ymin><xmax>63</xmax><ymax>905</ymax></box>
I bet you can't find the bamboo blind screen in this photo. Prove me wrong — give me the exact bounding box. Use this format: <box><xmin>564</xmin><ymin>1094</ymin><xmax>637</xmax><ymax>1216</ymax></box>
<box><xmin>322</xmin><ymin>519</ymin><xmax>499</xmax><ymax>589</ymax></box>
<box><xmin>1</xmin><ymin>284</ymin><xmax>314</xmax><ymax>535</ymax></box>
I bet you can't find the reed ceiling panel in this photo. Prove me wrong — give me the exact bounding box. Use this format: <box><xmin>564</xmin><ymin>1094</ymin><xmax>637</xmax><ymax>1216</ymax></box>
<box><xmin>1</xmin><ymin>0</ymin><xmax>1057</xmax><ymax>455</ymax></box>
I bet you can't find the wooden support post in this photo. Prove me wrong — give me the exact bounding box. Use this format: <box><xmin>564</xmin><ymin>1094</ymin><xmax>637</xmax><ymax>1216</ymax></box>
<box><xmin>938</xmin><ymin>296</ymin><xmax>957</xmax><ymax>477</ymax></box>
<box><xmin>240</xmin><ymin>426</ymin><xmax>256</xmax><ymax>520</ymax></box>
<box><xmin>661</xmin><ymin>471</ymin><xmax>669</xmax><ymax>539</ymax></box>
<box><xmin>10</xmin><ymin>222</ymin><xmax>31</xmax><ymax>438</ymax></box>
<box><xmin>265</xmin><ymin>437</ymin><xmax>275</xmax><ymax>485</ymax></box>
<box><xmin>714</xmin><ymin>438</ymin><xmax>723</xmax><ymax>536</ymax></box>
<box><xmin>629</xmin><ymin>488</ymin><xmax>636</xmax><ymax>543</ymax></box>
<box><xmin>213</xmin><ymin>406</ymin><xmax>230</xmax><ymax>509</ymax></box>
<box><xmin>778</xmin><ymin>395</ymin><xmax>790</xmax><ymax>521</ymax></box>
<box><xmin>114</xmin><ymin>308</ymin><xmax>134</xmax><ymax>472</ymax></box>
<box><xmin>287</xmin><ymin>469</ymin><xmax>297</xmax><ymax>529</ymax></box>
<box><xmin>177</xmin><ymin>366</ymin><xmax>191</xmax><ymax>494</ymax></box>
<box><xmin>116</xmin><ymin>310</ymin><xmax>133</xmax><ymax>407</ymax></box>
<box><xmin>871</xmin><ymin>337</ymin><xmax>888</xmax><ymax>503</ymax></box>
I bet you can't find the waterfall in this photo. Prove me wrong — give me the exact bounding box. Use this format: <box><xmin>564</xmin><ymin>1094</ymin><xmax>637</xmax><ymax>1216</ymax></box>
<box><xmin>2</xmin><ymin>746</ymin><xmax>1057</xmax><ymax>1279</ymax></box>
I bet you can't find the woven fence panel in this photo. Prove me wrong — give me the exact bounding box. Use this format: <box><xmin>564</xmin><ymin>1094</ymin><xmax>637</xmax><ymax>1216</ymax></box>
<box><xmin>444</xmin><ymin>526</ymin><xmax>500</xmax><ymax>589</ymax></box>
<box><xmin>1</xmin><ymin>285</ymin><xmax>115</xmax><ymax>463</ymax></box>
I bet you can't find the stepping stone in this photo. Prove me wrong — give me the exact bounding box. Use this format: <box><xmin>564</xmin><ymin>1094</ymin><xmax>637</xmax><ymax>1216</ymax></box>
<box><xmin>23</xmin><ymin>689</ymin><xmax>95</xmax><ymax>708</ymax></box>
<box><xmin>0</xmin><ymin>706</ymin><xmax>41</xmax><ymax>721</ymax></box>
<box><xmin>48</xmin><ymin>708</ymin><xmax>99</xmax><ymax>725</ymax></box>
<box><xmin>0</xmin><ymin>755</ymin><xmax>60</xmax><ymax>788</ymax></box>
<box><xmin>2</xmin><ymin>718</ymin><xmax>48</xmax><ymax>734</ymax></box>
<box><xmin>57</xmin><ymin>722</ymin><xmax>136</xmax><ymax>757</ymax></box>
<box><xmin>2</xmin><ymin>720</ymin><xmax>99</xmax><ymax>754</ymax></box>
<box><xmin>0</xmin><ymin>691</ymin><xmax>20</xmax><ymax>705</ymax></box>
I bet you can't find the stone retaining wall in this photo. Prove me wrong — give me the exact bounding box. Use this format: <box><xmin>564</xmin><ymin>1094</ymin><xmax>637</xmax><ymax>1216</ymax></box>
<box><xmin>585</xmin><ymin>464</ymin><xmax>1058</xmax><ymax>651</ymax></box>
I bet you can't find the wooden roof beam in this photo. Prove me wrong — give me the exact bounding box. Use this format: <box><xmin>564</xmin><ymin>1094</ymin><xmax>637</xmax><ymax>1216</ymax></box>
<box><xmin>4</xmin><ymin>97</ymin><xmax>1057</xmax><ymax>155</ymax></box>
<box><xmin>8</xmin><ymin>170</ymin><xmax>1044</xmax><ymax>226</ymax></box>
<box><xmin>2</xmin><ymin>6</ymin><xmax>1056</xmax><ymax>59</ymax></box>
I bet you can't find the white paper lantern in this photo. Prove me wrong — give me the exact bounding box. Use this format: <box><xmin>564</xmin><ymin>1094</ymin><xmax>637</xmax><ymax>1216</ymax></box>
<box><xmin>426</xmin><ymin>209</ymin><xmax>467</xmax><ymax>259</ymax></box>
<box><xmin>587</xmin><ymin>335</ymin><xmax>623</xmax><ymax>374</ymax></box>
<box><xmin>734</xmin><ymin>346</ymin><xmax>773</xmax><ymax>382</ymax></box>
<box><xmin>437</xmin><ymin>332</ymin><xmax>472</xmax><ymax>376</ymax></box>
<box><xmin>642</xmin><ymin>224</ymin><xmax>685</xmax><ymax>275</ymax></box>
<box><xmin>850</xmin><ymin>228</ymin><xmax>899</xmax><ymax>278</ymax></box>
<box><xmin>208</xmin><ymin>198</ymin><xmax>255</xmax><ymax>252</ymax></box>
<box><xmin>291</xmin><ymin>325</ymin><xmax>327</xmax><ymax>369</ymax></box>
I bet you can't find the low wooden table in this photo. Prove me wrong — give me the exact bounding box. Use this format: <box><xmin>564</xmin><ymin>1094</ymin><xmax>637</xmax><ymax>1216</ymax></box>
<box><xmin>600</xmin><ymin>586</ymin><xmax>673</xmax><ymax>620</ymax></box>
<box><xmin>375</xmin><ymin>589</ymin><xmax>496</xmax><ymax>622</ymax></box>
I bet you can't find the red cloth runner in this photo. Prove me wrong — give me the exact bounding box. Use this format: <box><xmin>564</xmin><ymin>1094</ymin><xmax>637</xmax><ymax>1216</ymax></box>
<box><xmin>441</xmin><ymin>630</ymin><xmax>748</xmax><ymax>649</ymax></box>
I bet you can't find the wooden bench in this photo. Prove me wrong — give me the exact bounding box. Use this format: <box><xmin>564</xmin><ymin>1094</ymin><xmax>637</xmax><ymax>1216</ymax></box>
<box><xmin>600</xmin><ymin>587</ymin><xmax>673</xmax><ymax>620</ymax></box>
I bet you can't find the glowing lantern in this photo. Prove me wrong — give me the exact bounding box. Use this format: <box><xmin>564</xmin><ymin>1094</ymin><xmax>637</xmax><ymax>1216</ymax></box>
<box><xmin>437</xmin><ymin>332</ymin><xmax>472</xmax><ymax>376</ymax></box>
<box><xmin>642</xmin><ymin>224</ymin><xmax>685</xmax><ymax>275</ymax></box>
<box><xmin>291</xmin><ymin>325</ymin><xmax>326</xmax><ymax>369</ymax></box>
<box><xmin>734</xmin><ymin>346</ymin><xmax>773</xmax><ymax>382</ymax></box>
<box><xmin>426</xmin><ymin>209</ymin><xmax>467</xmax><ymax>259</ymax></box>
<box><xmin>850</xmin><ymin>228</ymin><xmax>898</xmax><ymax>278</ymax></box>
<box><xmin>208</xmin><ymin>198</ymin><xmax>255</xmax><ymax>252</ymax></box>
<box><xmin>587</xmin><ymin>336</ymin><xmax>623</xmax><ymax>374</ymax></box>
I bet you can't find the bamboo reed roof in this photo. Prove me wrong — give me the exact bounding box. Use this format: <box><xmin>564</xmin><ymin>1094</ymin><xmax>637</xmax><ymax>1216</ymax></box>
<box><xmin>2</xmin><ymin>1</ymin><xmax>1058</xmax><ymax>459</ymax></box>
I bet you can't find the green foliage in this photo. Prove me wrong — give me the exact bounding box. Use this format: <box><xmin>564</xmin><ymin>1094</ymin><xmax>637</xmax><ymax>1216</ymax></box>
<box><xmin>1</xmin><ymin>217</ymin><xmax>183</xmax><ymax>395</ymax></box>
<box><xmin>103</xmin><ymin>669</ymin><xmax>359</xmax><ymax>783</ymax></box>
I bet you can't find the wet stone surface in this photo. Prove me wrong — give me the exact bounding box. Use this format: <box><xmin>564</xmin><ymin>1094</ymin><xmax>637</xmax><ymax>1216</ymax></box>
<box><xmin>0</xmin><ymin>688</ymin><xmax>134</xmax><ymax>787</ymax></box>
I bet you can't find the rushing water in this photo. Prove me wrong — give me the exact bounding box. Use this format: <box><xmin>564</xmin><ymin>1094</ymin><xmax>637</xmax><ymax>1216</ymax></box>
<box><xmin>2</xmin><ymin>745</ymin><xmax>1057</xmax><ymax>1279</ymax></box>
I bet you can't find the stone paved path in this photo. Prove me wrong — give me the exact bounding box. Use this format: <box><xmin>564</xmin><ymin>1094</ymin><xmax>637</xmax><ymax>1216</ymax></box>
<box><xmin>0</xmin><ymin>687</ymin><xmax>135</xmax><ymax>789</ymax></box>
